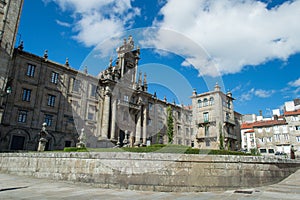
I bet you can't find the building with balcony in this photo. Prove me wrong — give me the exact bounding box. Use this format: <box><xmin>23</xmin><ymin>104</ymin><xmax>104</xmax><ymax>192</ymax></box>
<box><xmin>191</xmin><ymin>83</ymin><xmax>241</xmax><ymax>150</ymax></box>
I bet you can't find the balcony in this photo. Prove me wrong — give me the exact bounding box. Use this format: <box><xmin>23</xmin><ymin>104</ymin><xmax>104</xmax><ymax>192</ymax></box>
<box><xmin>224</xmin><ymin>133</ymin><xmax>237</xmax><ymax>140</ymax></box>
<box><xmin>196</xmin><ymin>134</ymin><xmax>217</xmax><ymax>141</ymax></box>
<box><xmin>196</xmin><ymin>118</ymin><xmax>216</xmax><ymax>127</ymax></box>
<box><xmin>117</xmin><ymin>100</ymin><xmax>140</xmax><ymax>110</ymax></box>
<box><xmin>224</xmin><ymin>117</ymin><xmax>236</xmax><ymax>126</ymax></box>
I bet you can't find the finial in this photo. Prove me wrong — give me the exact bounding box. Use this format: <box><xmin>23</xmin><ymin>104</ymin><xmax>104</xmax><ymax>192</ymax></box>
<box><xmin>192</xmin><ymin>88</ymin><xmax>197</xmax><ymax>95</ymax></box>
<box><xmin>65</xmin><ymin>58</ymin><xmax>69</xmax><ymax>67</ymax></box>
<box><xmin>214</xmin><ymin>82</ymin><xmax>220</xmax><ymax>91</ymax></box>
<box><xmin>109</xmin><ymin>57</ymin><xmax>113</xmax><ymax>67</ymax></box>
<box><xmin>153</xmin><ymin>92</ymin><xmax>157</xmax><ymax>99</ymax></box>
<box><xmin>164</xmin><ymin>96</ymin><xmax>167</xmax><ymax>102</ymax></box>
<box><xmin>83</xmin><ymin>66</ymin><xmax>88</xmax><ymax>74</ymax></box>
<box><xmin>173</xmin><ymin>99</ymin><xmax>176</xmax><ymax>105</ymax></box>
<box><xmin>44</xmin><ymin>50</ymin><xmax>48</xmax><ymax>60</ymax></box>
<box><xmin>17</xmin><ymin>41</ymin><xmax>24</xmax><ymax>51</ymax></box>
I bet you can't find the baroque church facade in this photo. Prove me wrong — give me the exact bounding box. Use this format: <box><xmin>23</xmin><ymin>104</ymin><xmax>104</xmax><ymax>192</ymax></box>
<box><xmin>0</xmin><ymin>37</ymin><xmax>195</xmax><ymax>151</ymax></box>
<box><xmin>0</xmin><ymin>1</ymin><xmax>242</xmax><ymax>151</ymax></box>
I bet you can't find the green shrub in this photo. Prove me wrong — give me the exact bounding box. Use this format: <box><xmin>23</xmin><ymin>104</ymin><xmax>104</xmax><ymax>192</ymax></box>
<box><xmin>63</xmin><ymin>147</ymin><xmax>88</xmax><ymax>152</ymax></box>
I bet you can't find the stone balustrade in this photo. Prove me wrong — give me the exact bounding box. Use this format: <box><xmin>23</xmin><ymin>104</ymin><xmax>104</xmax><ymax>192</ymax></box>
<box><xmin>0</xmin><ymin>152</ymin><xmax>300</xmax><ymax>192</ymax></box>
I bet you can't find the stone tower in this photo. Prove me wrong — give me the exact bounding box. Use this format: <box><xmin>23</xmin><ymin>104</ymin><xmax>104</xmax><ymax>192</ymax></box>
<box><xmin>0</xmin><ymin>0</ymin><xmax>23</xmax><ymax>121</ymax></box>
<box><xmin>116</xmin><ymin>35</ymin><xmax>140</xmax><ymax>88</ymax></box>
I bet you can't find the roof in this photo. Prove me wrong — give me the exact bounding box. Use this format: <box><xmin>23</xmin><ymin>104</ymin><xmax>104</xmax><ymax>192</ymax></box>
<box><xmin>245</xmin><ymin>129</ymin><xmax>254</xmax><ymax>133</ymax></box>
<box><xmin>284</xmin><ymin>109</ymin><xmax>300</xmax><ymax>116</ymax></box>
<box><xmin>241</xmin><ymin>119</ymin><xmax>287</xmax><ymax>129</ymax></box>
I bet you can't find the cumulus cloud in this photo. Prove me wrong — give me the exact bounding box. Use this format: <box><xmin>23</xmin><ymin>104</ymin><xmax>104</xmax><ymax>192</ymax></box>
<box><xmin>146</xmin><ymin>0</ymin><xmax>300</xmax><ymax>77</ymax></box>
<box><xmin>46</xmin><ymin>0</ymin><xmax>140</xmax><ymax>47</ymax></box>
<box><xmin>240</xmin><ymin>88</ymin><xmax>276</xmax><ymax>101</ymax></box>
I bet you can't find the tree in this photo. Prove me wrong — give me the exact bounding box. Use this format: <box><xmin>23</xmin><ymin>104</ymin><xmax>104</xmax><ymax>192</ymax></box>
<box><xmin>167</xmin><ymin>106</ymin><xmax>174</xmax><ymax>144</ymax></box>
<box><xmin>219</xmin><ymin>122</ymin><xmax>224</xmax><ymax>150</ymax></box>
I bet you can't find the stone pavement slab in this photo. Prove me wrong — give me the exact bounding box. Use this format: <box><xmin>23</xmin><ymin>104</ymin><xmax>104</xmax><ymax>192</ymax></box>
<box><xmin>1</xmin><ymin>171</ymin><xmax>300</xmax><ymax>200</ymax></box>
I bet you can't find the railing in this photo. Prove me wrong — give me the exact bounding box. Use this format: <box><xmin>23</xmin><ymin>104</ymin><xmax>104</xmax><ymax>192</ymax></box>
<box><xmin>117</xmin><ymin>100</ymin><xmax>140</xmax><ymax>110</ymax></box>
<box><xmin>196</xmin><ymin>118</ymin><xmax>216</xmax><ymax>125</ymax></box>
<box><xmin>224</xmin><ymin>117</ymin><xmax>236</xmax><ymax>125</ymax></box>
<box><xmin>224</xmin><ymin>133</ymin><xmax>237</xmax><ymax>140</ymax></box>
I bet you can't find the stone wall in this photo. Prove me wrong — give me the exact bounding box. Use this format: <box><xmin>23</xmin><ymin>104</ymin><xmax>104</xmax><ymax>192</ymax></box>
<box><xmin>0</xmin><ymin>152</ymin><xmax>300</xmax><ymax>192</ymax></box>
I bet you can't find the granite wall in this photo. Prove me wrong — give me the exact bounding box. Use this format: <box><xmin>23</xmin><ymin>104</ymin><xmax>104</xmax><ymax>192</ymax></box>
<box><xmin>0</xmin><ymin>152</ymin><xmax>299</xmax><ymax>192</ymax></box>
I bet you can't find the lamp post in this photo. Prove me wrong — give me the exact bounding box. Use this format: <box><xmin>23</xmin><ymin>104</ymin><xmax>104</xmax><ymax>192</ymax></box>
<box><xmin>0</xmin><ymin>85</ymin><xmax>12</xmax><ymax>123</ymax></box>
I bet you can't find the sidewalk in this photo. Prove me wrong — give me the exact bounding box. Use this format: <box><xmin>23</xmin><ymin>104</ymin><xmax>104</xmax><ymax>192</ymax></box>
<box><xmin>1</xmin><ymin>170</ymin><xmax>300</xmax><ymax>200</ymax></box>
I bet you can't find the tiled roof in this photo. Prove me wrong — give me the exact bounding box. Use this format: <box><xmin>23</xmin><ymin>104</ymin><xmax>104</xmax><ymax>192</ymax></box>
<box><xmin>245</xmin><ymin>129</ymin><xmax>254</xmax><ymax>133</ymax></box>
<box><xmin>284</xmin><ymin>109</ymin><xmax>300</xmax><ymax>116</ymax></box>
<box><xmin>241</xmin><ymin>119</ymin><xmax>287</xmax><ymax>129</ymax></box>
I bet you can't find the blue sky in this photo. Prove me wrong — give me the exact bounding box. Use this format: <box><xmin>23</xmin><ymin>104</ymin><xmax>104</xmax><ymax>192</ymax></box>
<box><xmin>18</xmin><ymin>0</ymin><xmax>300</xmax><ymax>116</ymax></box>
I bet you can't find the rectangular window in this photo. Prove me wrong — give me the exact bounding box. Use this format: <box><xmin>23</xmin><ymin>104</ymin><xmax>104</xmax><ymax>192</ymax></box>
<box><xmin>177</xmin><ymin>126</ymin><xmax>181</xmax><ymax>134</ymax></box>
<box><xmin>124</xmin><ymin>95</ymin><xmax>129</xmax><ymax>102</ymax></box>
<box><xmin>177</xmin><ymin>111</ymin><xmax>181</xmax><ymax>120</ymax></box>
<box><xmin>205</xmin><ymin>126</ymin><xmax>209</xmax><ymax>137</ymax></box>
<box><xmin>186</xmin><ymin>128</ymin><xmax>189</xmax><ymax>136</ymax></box>
<box><xmin>267</xmin><ymin>137</ymin><xmax>272</xmax><ymax>142</ymax></box>
<box><xmin>44</xmin><ymin>114</ymin><xmax>53</xmax><ymax>126</ymax></box>
<box><xmin>205</xmin><ymin>140</ymin><xmax>210</xmax><ymax>147</ymax></box>
<box><xmin>87</xmin><ymin>105</ymin><xmax>96</xmax><ymax>120</ymax></box>
<box><xmin>296</xmin><ymin>126</ymin><xmax>300</xmax><ymax>131</ymax></box>
<box><xmin>90</xmin><ymin>84</ymin><xmax>97</xmax><ymax>97</ymax></box>
<box><xmin>26</xmin><ymin>64</ymin><xmax>35</xmax><ymax>77</ymax></box>
<box><xmin>72</xmin><ymin>78</ymin><xmax>81</xmax><ymax>92</ymax></box>
<box><xmin>203</xmin><ymin>112</ymin><xmax>209</xmax><ymax>122</ymax></box>
<box><xmin>22</xmin><ymin>89</ymin><xmax>31</xmax><ymax>102</ymax></box>
<box><xmin>18</xmin><ymin>110</ymin><xmax>28</xmax><ymax>123</ymax></box>
<box><xmin>148</xmin><ymin>102</ymin><xmax>153</xmax><ymax>111</ymax></box>
<box><xmin>51</xmin><ymin>72</ymin><xmax>59</xmax><ymax>84</ymax></box>
<box><xmin>47</xmin><ymin>95</ymin><xmax>56</xmax><ymax>107</ymax></box>
<box><xmin>148</xmin><ymin>118</ymin><xmax>152</xmax><ymax>126</ymax></box>
<box><xmin>268</xmin><ymin>149</ymin><xmax>274</xmax><ymax>154</ymax></box>
<box><xmin>296</xmin><ymin>136</ymin><xmax>300</xmax><ymax>142</ymax></box>
<box><xmin>260</xmin><ymin>149</ymin><xmax>267</xmax><ymax>153</ymax></box>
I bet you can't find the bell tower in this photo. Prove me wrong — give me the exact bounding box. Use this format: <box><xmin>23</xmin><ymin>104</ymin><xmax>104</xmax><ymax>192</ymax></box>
<box><xmin>0</xmin><ymin>0</ymin><xmax>24</xmax><ymax>121</ymax></box>
<box><xmin>116</xmin><ymin>35</ymin><xmax>140</xmax><ymax>88</ymax></box>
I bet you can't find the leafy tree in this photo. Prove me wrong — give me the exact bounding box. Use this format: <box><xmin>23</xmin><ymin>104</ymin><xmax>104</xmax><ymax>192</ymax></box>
<box><xmin>219</xmin><ymin>122</ymin><xmax>224</xmax><ymax>150</ymax></box>
<box><xmin>167</xmin><ymin>106</ymin><xmax>174</xmax><ymax>144</ymax></box>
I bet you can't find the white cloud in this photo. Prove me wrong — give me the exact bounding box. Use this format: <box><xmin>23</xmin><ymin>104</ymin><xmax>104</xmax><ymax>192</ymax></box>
<box><xmin>47</xmin><ymin>0</ymin><xmax>140</xmax><ymax>47</ymax></box>
<box><xmin>254</xmin><ymin>89</ymin><xmax>275</xmax><ymax>98</ymax></box>
<box><xmin>239</xmin><ymin>88</ymin><xmax>275</xmax><ymax>101</ymax></box>
<box><xmin>56</xmin><ymin>20</ymin><xmax>71</xmax><ymax>27</ymax></box>
<box><xmin>146</xmin><ymin>0</ymin><xmax>300</xmax><ymax>77</ymax></box>
<box><xmin>289</xmin><ymin>78</ymin><xmax>300</xmax><ymax>87</ymax></box>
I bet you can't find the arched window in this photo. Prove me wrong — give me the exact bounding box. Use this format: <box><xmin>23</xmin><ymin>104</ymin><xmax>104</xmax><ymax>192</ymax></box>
<box><xmin>209</xmin><ymin>97</ymin><xmax>214</xmax><ymax>105</ymax></box>
<box><xmin>203</xmin><ymin>98</ymin><xmax>208</xmax><ymax>107</ymax></box>
<box><xmin>198</xmin><ymin>99</ymin><xmax>202</xmax><ymax>108</ymax></box>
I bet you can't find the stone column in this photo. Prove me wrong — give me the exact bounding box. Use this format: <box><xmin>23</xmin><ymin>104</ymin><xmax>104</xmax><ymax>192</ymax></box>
<box><xmin>111</xmin><ymin>98</ymin><xmax>117</xmax><ymax>140</ymax></box>
<box><xmin>134</xmin><ymin>111</ymin><xmax>142</xmax><ymax>146</ymax></box>
<box><xmin>142</xmin><ymin>106</ymin><xmax>147</xmax><ymax>146</ymax></box>
<box><xmin>101</xmin><ymin>86</ymin><xmax>111</xmax><ymax>139</ymax></box>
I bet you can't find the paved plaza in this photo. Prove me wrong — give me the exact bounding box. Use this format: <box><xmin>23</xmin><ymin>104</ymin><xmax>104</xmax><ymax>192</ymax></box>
<box><xmin>1</xmin><ymin>170</ymin><xmax>300</xmax><ymax>200</ymax></box>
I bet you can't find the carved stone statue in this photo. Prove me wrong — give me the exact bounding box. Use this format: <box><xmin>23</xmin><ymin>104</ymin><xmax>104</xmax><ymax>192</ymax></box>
<box><xmin>76</xmin><ymin>128</ymin><xmax>86</xmax><ymax>148</ymax></box>
<box><xmin>37</xmin><ymin>122</ymin><xmax>48</xmax><ymax>152</ymax></box>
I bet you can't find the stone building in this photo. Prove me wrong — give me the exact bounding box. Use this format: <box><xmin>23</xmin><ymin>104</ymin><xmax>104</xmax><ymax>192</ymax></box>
<box><xmin>0</xmin><ymin>0</ymin><xmax>23</xmax><ymax>122</ymax></box>
<box><xmin>191</xmin><ymin>84</ymin><xmax>241</xmax><ymax>150</ymax></box>
<box><xmin>0</xmin><ymin>37</ymin><xmax>194</xmax><ymax>151</ymax></box>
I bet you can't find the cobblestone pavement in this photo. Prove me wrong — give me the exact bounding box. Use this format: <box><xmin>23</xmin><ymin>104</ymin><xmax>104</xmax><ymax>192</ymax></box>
<box><xmin>1</xmin><ymin>170</ymin><xmax>300</xmax><ymax>200</ymax></box>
